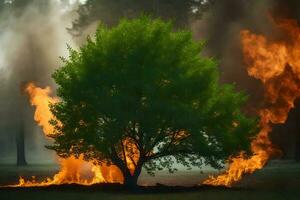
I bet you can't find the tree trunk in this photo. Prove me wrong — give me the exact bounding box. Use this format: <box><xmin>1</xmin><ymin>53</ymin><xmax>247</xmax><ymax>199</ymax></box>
<box><xmin>16</xmin><ymin>101</ymin><xmax>27</xmax><ymax>166</ymax></box>
<box><xmin>122</xmin><ymin>165</ymin><xmax>142</xmax><ymax>189</ymax></box>
<box><xmin>123</xmin><ymin>174</ymin><xmax>139</xmax><ymax>188</ymax></box>
<box><xmin>16</xmin><ymin>125</ymin><xmax>27</xmax><ymax>166</ymax></box>
<box><xmin>111</xmin><ymin>146</ymin><xmax>143</xmax><ymax>188</ymax></box>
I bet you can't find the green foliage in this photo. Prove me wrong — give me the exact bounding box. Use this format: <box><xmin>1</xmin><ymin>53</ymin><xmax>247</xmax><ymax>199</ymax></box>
<box><xmin>49</xmin><ymin>16</ymin><xmax>257</xmax><ymax>184</ymax></box>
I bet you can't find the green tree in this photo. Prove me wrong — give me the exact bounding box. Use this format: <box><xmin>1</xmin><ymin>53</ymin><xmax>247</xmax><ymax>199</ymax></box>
<box><xmin>49</xmin><ymin>16</ymin><xmax>256</xmax><ymax>187</ymax></box>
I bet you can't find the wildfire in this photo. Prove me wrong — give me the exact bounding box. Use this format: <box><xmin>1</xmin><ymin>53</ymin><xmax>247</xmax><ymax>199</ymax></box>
<box><xmin>203</xmin><ymin>19</ymin><xmax>300</xmax><ymax>187</ymax></box>
<box><xmin>15</xmin><ymin>18</ymin><xmax>300</xmax><ymax>188</ymax></box>
<box><xmin>14</xmin><ymin>82</ymin><xmax>125</xmax><ymax>187</ymax></box>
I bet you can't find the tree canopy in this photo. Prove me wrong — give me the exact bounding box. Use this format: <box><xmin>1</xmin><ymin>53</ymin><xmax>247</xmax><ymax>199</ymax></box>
<box><xmin>49</xmin><ymin>16</ymin><xmax>256</xmax><ymax>187</ymax></box>
<box><xmin>70</xmin><ymin>0</ymin><xmax>215</xmax><ymax>35</ymax></box>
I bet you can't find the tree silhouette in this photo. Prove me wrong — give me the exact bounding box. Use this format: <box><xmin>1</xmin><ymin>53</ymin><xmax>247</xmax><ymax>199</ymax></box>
<box><xmin>70</xmin><ymin>0</ymin><xmax>215</xmax><ymax>36</ymax></box>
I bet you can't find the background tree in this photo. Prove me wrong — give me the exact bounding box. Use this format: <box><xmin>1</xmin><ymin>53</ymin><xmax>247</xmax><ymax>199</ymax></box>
<box><xmin>70</xmin><ymin>0</ymin><xmax>215</xmax><ymax>36</ymax></box>
<box><xmin>49</xmin><ymin>16</ymin><xmax>257</xmax><ymax>187</ymax></box>
<box><xmin>0</xmin><ymin>0</ymin><xmax>33</xmax><ymax>166</ymax></box>
<box><xmin>0</xmin><ymin>0</ymin><xmax>52</xmax><ymax>166</ymax></box>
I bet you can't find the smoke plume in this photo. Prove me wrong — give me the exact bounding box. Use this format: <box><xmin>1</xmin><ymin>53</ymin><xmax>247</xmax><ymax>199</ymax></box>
<box><xmin>0</xmin><ymin>0</ymin><xmax>75</xmax><ymax>164</ymax></box>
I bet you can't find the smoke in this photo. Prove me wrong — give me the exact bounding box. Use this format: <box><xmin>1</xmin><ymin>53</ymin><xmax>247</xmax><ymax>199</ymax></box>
<box><xmin>193</xmin><ymin>0</ymin><xmax>300</xmax><ymax>159</ymax></box>
<box><xmin>0</xmin><ymin>0</ymin><xmax>75</xmax><ymax>164</ymax></box>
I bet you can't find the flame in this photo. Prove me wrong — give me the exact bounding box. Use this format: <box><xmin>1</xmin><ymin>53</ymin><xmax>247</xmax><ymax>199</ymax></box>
<box><xmin>203</xmin><ymin>19</ymin><xmax>300</xmax><ymax>187</ymax></box>
<box><xmin>15</xmin><ymin>155</ymin><xmax>105</xmax><ymax>187</ymax></box>
<box><xmin>25</xmin><ymin>83</ymin><xmax>59</xmax><ymax>136</ymax></box>
<box><xmin>13</xmin><ymin>82</ymin><xmax>125</xmax><ymax>187</ymax></box>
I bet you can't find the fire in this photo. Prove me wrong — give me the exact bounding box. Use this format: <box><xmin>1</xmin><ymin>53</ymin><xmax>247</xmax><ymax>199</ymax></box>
<box><xmin>25</xmin><ymin>82</ymin><xmax>59</xmax><ymax>136</ymax></box>
<box><xmin>203</xmin><ymin>19</ymin><xmax>300</xmax><ymax>187</ymax></box>
<box><xmin>14</xmin><ymin>82</ymin><xmax>125</xmax><ymax>187</ymax></box>
<box><xmin>15</xmin><ymin>155</ymin><xmax>106</xmax><ymax>187</ymax></box>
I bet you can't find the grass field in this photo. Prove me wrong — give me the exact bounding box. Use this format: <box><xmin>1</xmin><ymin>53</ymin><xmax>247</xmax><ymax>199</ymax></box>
<box><xmin>0</xmin><ymin>160</ymin><xmax>299</xmax><ymax>200</ymax></box>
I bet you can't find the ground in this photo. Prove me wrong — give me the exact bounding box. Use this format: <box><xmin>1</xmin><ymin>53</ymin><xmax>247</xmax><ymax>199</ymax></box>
<box><xmin>0</xmin><ymin>160</ymin><xmax>299</xmax><ymax>200</ymax></box>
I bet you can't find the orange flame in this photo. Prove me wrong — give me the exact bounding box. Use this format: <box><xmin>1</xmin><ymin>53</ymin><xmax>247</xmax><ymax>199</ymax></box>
<box><xmin>203</xmin><ymin>19</ymin><xmax>300</xmax><ymax>187</ymax></box>
<box><xmin>14</xmin><ymin>82</ymin><xmax>124</xmax><ymax>187</ymax></box>
<box><xmin>25</xmin><ymin>83</ymin><xmax>59</xmax><ymax>136</ymax></box>
<box><xmin>15</xmin><ymin>155</ymin><xmax>106</xmax><ymax>187</ymax></box>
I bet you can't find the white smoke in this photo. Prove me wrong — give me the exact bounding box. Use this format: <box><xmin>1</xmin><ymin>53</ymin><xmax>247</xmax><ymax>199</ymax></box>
<box><xmin>0</xmin><ymin>0</ymin><xmax>78</xmax><ymax>164</ymax></box>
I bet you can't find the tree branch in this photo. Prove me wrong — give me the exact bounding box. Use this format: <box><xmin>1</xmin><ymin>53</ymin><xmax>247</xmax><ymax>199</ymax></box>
<box><xmin>146</xmin><ymin>149</ymin><xmax>194</xmax><ymax>161</ymax></box>
<box><xmin>121</xmin><ymin>138</ymin><xmax>128</xmax><ymax>170</ymax></box>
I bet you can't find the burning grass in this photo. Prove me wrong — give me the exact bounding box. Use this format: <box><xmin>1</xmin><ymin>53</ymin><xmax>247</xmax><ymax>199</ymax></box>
<box><xmin>1</xmin><ymin>161</ymin><xmax>300</xmax><ymax>200</ymax></box>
